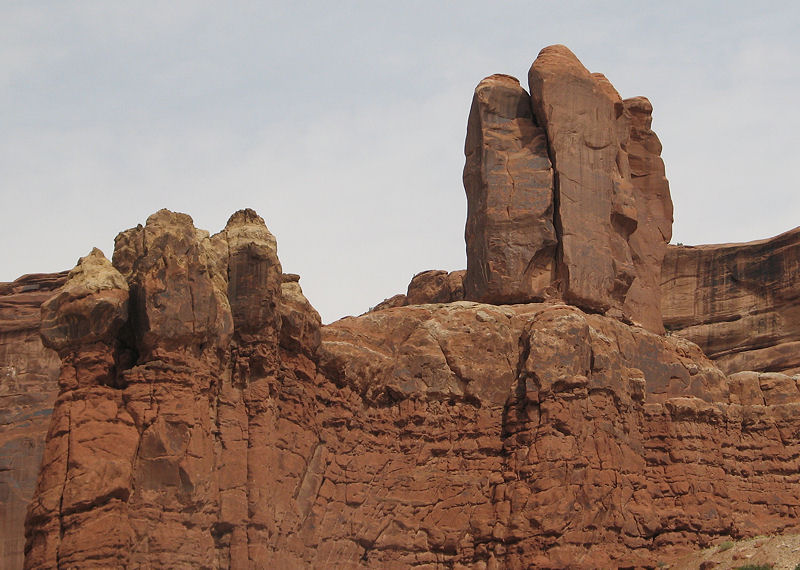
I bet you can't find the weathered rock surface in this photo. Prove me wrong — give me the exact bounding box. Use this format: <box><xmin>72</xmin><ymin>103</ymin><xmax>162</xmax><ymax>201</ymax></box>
<box><xmin>528</xmin><ymin>45</ymin><xmax>639</xmax><ymax>318</ymax></box>
<box><xmin>370</xmin><ymin>269</ymin><xmax>465</xmax><ymax>312</ymax></box>
<box><xmin>623</xmin><ymin>96</ymin><xmax>674</xmax><ymax>333</ymax></box>
<box><xmin>23</xmin><ymin>209</ymin><xmax>325</xmax><ymax>569</ymax></box>
<box><xmin>20</xmin><ymin>207</ymin><xmax>800</xmax><ymax>568</ymax></box>
<box><xmin>661</xmin><ymin>227</ymin><xmax>800</xmax><ymax>375</ymax></box>
<box><xmin>0</xmin><ymin>272</ymin><xmax>66</xmax><ymax>570</ymax></box>
<box><xmin>456</xmin><ymin>46</ymin><xmax>673</xmax><ymax>333</ymax></box>
<box><xmin>463</xmin><ymin>74</ymin><xmax>556</xmax><ymax>304</ymax></box>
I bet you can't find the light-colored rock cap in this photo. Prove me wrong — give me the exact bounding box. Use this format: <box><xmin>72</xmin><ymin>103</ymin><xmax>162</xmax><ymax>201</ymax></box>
<box><xmin>64</xmin><ymin>248</ymin><xmax>129</xmax><ymax>294</ymax></box>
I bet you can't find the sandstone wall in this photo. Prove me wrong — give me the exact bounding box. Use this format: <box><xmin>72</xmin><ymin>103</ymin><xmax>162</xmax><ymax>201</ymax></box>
<box><xmin>19</xmin><ymin>210</ymin><xmax>800</xmax><ymax>568</ymax></box>
<box><xmin>0</xmin><ymin>272</ymin><xmax>66</xmax><ymax>570</ymax></box>
<box><xmin>661</xmin><ymin>227</ymin><xmax>800</xmax><ymax>375</ymax></box>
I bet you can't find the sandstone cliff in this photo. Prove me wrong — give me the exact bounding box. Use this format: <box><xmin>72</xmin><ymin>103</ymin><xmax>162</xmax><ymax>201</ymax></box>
<box><xmin>2</xmin><ymin>44</ymin><xmax>800</xmax><ymax>570</ymax></box>
<box><xmin>20</xmin><ymin>216</ymin><xmax>800</xmax><ymax>567</ymax></box>
<box><xmin>0</xmin><ymin>272</ymin><xmax>66</xmax><ymax>569</ymax></box>
<box><xmin>661</xmin><ymin>229</ymin><xmax>800</xmax><ymax>376</ymax></box>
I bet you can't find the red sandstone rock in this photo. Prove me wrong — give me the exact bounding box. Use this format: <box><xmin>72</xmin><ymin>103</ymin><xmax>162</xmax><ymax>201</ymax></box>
<box><xmin>0</xmin><ymin>272</ymin><xmax>66</xmax><ymax>570</ymax></box>
<box><xmin>622</xmin><ymin>96</ymin><xmax>674</xmax><ymax>333</ymax></box>
<box><xmin>527</xmin><ymin>45</ymin><xmax>672</xmax><ymax>332</ymax></box>
<box><xmin>661</xmin><ymin>227</ymin><xmax>800</xmax><ymax>374</ymax></box>
<box><xmin>25</xmin><ymin>249</ymin><xmax>134</xmax><ymax>569</ymax></box>
<box><xmin>370</xmin><ymin>269</ymin><xmax>465</xmax><ymax>312</ymax></box>
<box><xmin>528</xmin><ymin>45</ymin><xmax>637</xmax><ymax>316</ymax></box>
<box><xmin>13</xmin><ymin>206</ymin><xmax>800</xmax><ymax>570</ymax></box>
<box><xmin>463</xmin><ymin>74</ymin><xmax>556</xmax><ymax>304</ymax></box>
<box><xmin>407</xmin><ymin>269</ymin><xmax>465</xmax><ymax>305</ymax></box>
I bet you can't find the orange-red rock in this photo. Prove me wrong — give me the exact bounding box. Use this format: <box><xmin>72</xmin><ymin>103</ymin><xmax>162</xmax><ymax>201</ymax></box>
<box><xmin>6</xmin><ymin>44</ymin><xmax>800</xmax><ymax>570</ymax></box>
<box><xmin>527</xmin><ymin>45</ymin><xmax>672</xmax><ymax>332</ymax></box>
<box><xmin>623</xmin><ymin>96</ymin><xmax>674</xmax><ymax>333</ymax></box>
<box><xmin>14</xmin><ymin>207</ymin><xmax>800</xmax><ymax>569</ymax></box>
<box><xmin>0</xmin><ymin>272</ymin><xmax>66</xmax><ymax>570</ymax></box>
<box><xmin>528</xmin><ymin>45</ymin><xmax>638</xmax><ymax>317</ymax></box>
<box><xmin>463</xmin><ymin>74</ymin><xmax>556</xmax><ymax>304</ymax></box>
<box><xmin>661</xmin><ymin>227</ymin><xmax>800</xmax><ymax>374</ymax></box>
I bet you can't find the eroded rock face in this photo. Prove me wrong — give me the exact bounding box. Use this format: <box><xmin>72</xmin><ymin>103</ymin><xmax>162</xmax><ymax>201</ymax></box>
<box><xmin>10</xmin><ymin>44</ymin><xmax>800</xmax><ymax>570</ymax></box>
<box><xmin>459</xmin><ymin>46</ymin><xmax>672</xmax><ymax>333</ymax></box>
<box><xmin>623</xmin><ymin>96</ymin><xmax>674</xmax><ymax>332</ymax></box>
<box><xmin>463</xmin><ymin>74</ymin><xmax>557</xmax><ymax>304</ymax></box>
<box><xmin>14</xmin><ymin>205</ymin><xmax>800</xmax><ymax>569</ymax></box>
<box><xmin>369</xmin><ymin>269</ymin><xmax>465</xmax><ymax>313</ymax></box>
<box><xmin>0</xmin><ymin>272</ymin><xmax>66</xmax><ymax>570</ymax></box>
<box><xmin>661</xmin><ymin>228</ymin><xmax>800</xmax><ymax>374</ymax></box>
<box><xmin>23</xmin><ymin>209</ymin><xmax>322</xmax><ymax>569</ymax></box>
<box><xmin>528</xmin><ymin>45</ymin><xmax>639</xmax><ymax>320</ymax></box>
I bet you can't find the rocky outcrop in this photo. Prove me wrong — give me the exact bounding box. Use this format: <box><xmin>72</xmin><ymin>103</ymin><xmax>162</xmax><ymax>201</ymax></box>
<box><xmin>463</xmin><ymin>74</ymin><xmax>557</xmax><ymax>304</ymax></box>
<box><xmin>25</xmin><ymin>230</ymin><xmax>800</xmax><ymax>568</ymax></box>
<box><xmin>370</xmin><ymin>269</ymin><xmax>465</xmax><ymax>312</ymax></box>
<box><xmin>318</xmin><ymin>304</ymin><xmax>800</xmax><ymax>567</ymax></box>
<box><xmin>459</xmin><ymin>46</ymin><xmax>673</xmax><ymax>333</ymax></box>
<box><xmin>0</xmin><ymin>272</ymin><xmax>66</xmax><ymax>570</ymax></box>
<box><xmin>23</xmin><ymin>209</ymin><xmax>322</xmax><ymax>568</ymax></box>
<box><xmin>661</xmin><ymin>227</ymin><xmax>800</xmax><ymax>375</ymax></box>
<box><xmin>623</xmin><ymin>96</ymin><xmax>674</xmax><ymax>332</ymax></box>
<box><xmin>527</xmin><ymin>45</ymin><xmax>673</xmax><ymax>332</ymax></box>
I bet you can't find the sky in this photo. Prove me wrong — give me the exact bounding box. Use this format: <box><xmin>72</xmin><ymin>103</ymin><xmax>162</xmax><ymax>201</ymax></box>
<box><xmin>3</xmin><ymin>1</ymin><xmax>800</xmax><ymax>323</ymax></box>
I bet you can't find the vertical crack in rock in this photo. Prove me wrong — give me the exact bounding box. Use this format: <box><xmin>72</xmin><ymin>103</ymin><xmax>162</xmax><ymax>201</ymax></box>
<box><xmin>527</xmin><ymin>45</ymin><xmax>672</xmax><ymax>332</ymax></box>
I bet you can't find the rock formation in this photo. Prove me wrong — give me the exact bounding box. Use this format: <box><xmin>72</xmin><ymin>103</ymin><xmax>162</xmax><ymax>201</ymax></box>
<box><xmin>20</xmin><ymin>231</ymin><xmax>800</xmax><ymax>567</ymax></box>
<box><xmin>661</xmin><ymin>227</ymin><xmax>800</xmax><ymax>375</ymax></box>
<box><xmin>449</xmin><ymin>45</ymin><xmax>674</xmax><ymax>333</ymax></box>
<box><xmin>0</xmin><ymin>44</ymin><xmax>798</xmax><ymax>569</ymax></box>
<box><xmin>463</xmin><ymin>74</ymin><xmax>557</xmax><ymax>304</ymax></box>
<box><xmin>0</xmin><ymin>272</ymin><xmax>66</xmax><ymax>569</ymax></box>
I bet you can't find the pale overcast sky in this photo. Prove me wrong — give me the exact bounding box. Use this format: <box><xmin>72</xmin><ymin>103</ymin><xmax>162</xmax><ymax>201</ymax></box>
<box><xmin>3</xmin><ymin>2</ymin><xmax>799</xmax><ymax>323</ymax></box>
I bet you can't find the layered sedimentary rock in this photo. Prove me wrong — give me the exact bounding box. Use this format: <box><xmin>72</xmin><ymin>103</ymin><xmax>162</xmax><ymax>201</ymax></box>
<box><xmin>8</xmin><ymin>43</ymin><xmax>800</xmax><ymax>569</ymax></box>
<box><xmin>463</xmin><ymin>74</ymin><xmax>556</xmax><ymax>304</ymax></box>
<box><xmin>23</xmin><ymin>209</ymin><xmax>321</xmax><ymax>568</ymax></box>
<box><xmin>0</xmin><ymin>272</ymin><xmax>66</xmax><ymax>570</ymax></box>
<box><xmin>24</xmin><ymin>230</ymin><xmax>800</xmax><ymax>568</ymax></box>
<box><xmin>321</xmin><ymin>304</ymin><xmax>800</xmax><ymax>567</ymax></box>
<box><xmin>661</xmin><ymin>227</ymin><xmax>800</xmax><ymax>374</ymax></box>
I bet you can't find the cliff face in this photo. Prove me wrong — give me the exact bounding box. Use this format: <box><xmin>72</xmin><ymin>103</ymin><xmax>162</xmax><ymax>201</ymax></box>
<box><xmin>20</xmin><ymin>230</ymin><xmax>800</xmax><ymax>567</ymax></box>
<box><xmin>5</xmin><ymin>44</ymin><xmax>800</xmax><ymax>569</ymax></box>
<box><xmin>661</xmin><ymin>228</ymin><xmax>800</xmax><ymax>375</ymax></box>
<box><xmin>0</xmin><ymin>272</ymin><xmax>66</xmax><ymax>569</ymax></box>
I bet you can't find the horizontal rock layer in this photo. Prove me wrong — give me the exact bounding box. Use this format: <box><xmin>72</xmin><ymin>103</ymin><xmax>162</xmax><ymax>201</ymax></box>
<box><xmin>661</xmin><ymin>227</ymin><xmax>800</xmax><ymax>375</ymax></box>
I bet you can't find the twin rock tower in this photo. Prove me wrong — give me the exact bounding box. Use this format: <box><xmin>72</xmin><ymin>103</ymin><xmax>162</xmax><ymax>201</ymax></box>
<box><xmin>463</xmin><ymin>44</ymin><xmax>672</xmax><ymax>334</ymax></box>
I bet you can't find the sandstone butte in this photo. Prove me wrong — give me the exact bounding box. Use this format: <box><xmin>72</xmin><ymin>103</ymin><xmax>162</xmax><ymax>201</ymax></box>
<box><xmin>1</xmin><ymin>45</ymin><xmax>800</xmax><ymax>570</ymax></box>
